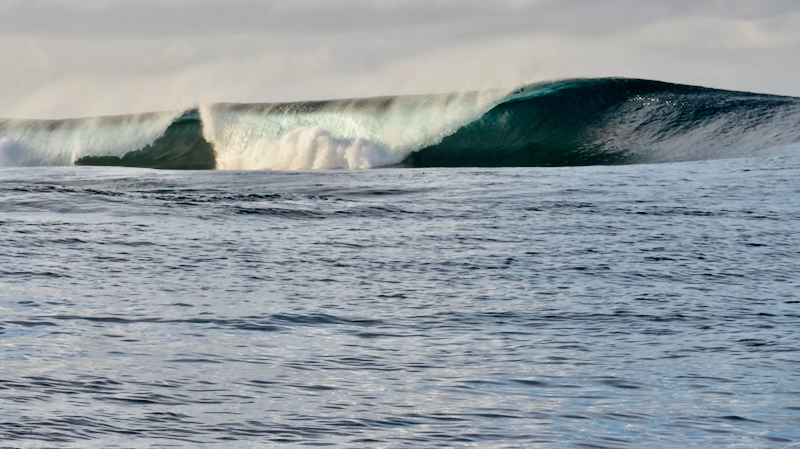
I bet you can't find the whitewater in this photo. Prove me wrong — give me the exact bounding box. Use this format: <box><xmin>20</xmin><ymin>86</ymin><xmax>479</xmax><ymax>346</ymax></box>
<box><xmin>2</xmin><ymin>79</ymin><xmax>800</xmax><ymax>448</ymax></box>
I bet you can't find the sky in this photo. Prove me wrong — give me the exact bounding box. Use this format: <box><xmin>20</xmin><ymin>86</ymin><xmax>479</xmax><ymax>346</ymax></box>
<box><xmin>1</xmin><ymin>0</ymin><xmax>799</xmax><ymax>118</ymax></box>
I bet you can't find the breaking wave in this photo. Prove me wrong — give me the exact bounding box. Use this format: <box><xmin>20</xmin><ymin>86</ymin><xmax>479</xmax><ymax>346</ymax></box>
<box><xmin>1</xmin><ymin>78</ymin><xmax>799</xmax><ymax>170</ymax></box>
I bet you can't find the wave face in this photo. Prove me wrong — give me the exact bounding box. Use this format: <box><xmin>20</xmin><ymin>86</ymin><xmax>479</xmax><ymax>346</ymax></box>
<box><xmin>2</xmin><ymin>78</ymin><xmax>800</xmax><ymax>170</ymax></box>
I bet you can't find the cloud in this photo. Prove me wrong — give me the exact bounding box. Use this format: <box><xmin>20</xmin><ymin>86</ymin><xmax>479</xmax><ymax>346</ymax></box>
<box><xmin>1</xmin><ymin>0</ymin><xmax>799</xmax><ymax>118</ymax></box>
<box><xmin>1</xmin><ymin>0</ymin><xmax>794</xmax><ymax>40</ymax></box>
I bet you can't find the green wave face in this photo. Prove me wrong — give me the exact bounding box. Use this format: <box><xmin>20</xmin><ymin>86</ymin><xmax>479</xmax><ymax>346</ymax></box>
<box><xmin>405</xmin><ymin>78</ymin><xmax>800</xmax><ymax>167</ymax></box>
<box><xmin>2</xmin><ymin>78</ymin><xmax>799</xmax><ymax>170</ymax></box>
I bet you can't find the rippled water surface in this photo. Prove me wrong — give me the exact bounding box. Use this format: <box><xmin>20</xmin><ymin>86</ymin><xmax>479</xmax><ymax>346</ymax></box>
<box><xmin>1</xmin><ymin>156</ymin><xmax>800</xmax><ymax>448</ymax></box>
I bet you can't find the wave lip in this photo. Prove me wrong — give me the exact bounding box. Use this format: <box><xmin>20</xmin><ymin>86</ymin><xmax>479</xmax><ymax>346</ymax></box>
<box><xmin>0</xmin><ymin>110</ymin><xmax>183</xmax><ymax>167</ymax></box>
<box><xmin>74</xmin><ymin>110</ymin><xmax>215</xmax><ymax>170</ymax></box>
<box><xmin>2</xmin><ymin>78</ymin><xmax>800</xmax><ymax>170</ymax></box>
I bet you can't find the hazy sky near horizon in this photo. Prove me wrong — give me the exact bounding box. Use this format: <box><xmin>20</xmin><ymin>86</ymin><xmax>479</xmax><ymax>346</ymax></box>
<box><xmin>1</xmin><ymin>0</ymin><xmax>799</xmax><ymax>118</ymax></box>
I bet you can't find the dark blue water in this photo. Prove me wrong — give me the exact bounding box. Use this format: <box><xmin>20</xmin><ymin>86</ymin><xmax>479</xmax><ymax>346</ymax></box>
<box><xmin>2</xmin><ymin>155</ymin><xmax>800</xmax><ymax>447</ymax></box>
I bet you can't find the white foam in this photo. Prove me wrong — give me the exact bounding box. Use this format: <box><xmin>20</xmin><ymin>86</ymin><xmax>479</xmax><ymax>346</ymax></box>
<box><xmin>203</xmin><ymin>88</ymin><xmax>512</xmax><ymax>171</ymax></box>
<box><xmin>216</xmin><ymin>126</ymin><xmax>401</xmax><ymax>170</ymax></box>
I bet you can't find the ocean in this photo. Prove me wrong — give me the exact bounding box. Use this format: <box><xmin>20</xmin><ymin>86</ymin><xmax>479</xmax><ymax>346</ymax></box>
<box><xmin>1</xmin><ymin>78</ymin><xmax>800</xmax><ymax>448</ymax></box>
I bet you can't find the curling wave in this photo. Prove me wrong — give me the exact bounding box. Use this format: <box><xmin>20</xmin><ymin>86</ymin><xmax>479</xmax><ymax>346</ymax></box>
<box><xmin>1</xmin><ymin>78</ymin><xmax>799</xmax><ymax>170</ymax></box>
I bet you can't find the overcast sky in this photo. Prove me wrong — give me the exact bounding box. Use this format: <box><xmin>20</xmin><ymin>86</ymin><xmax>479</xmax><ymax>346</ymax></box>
<box><xmin>1</xmin><ymin>0</ymin><xmax>799</xmax><ymax>118</ymax></box>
